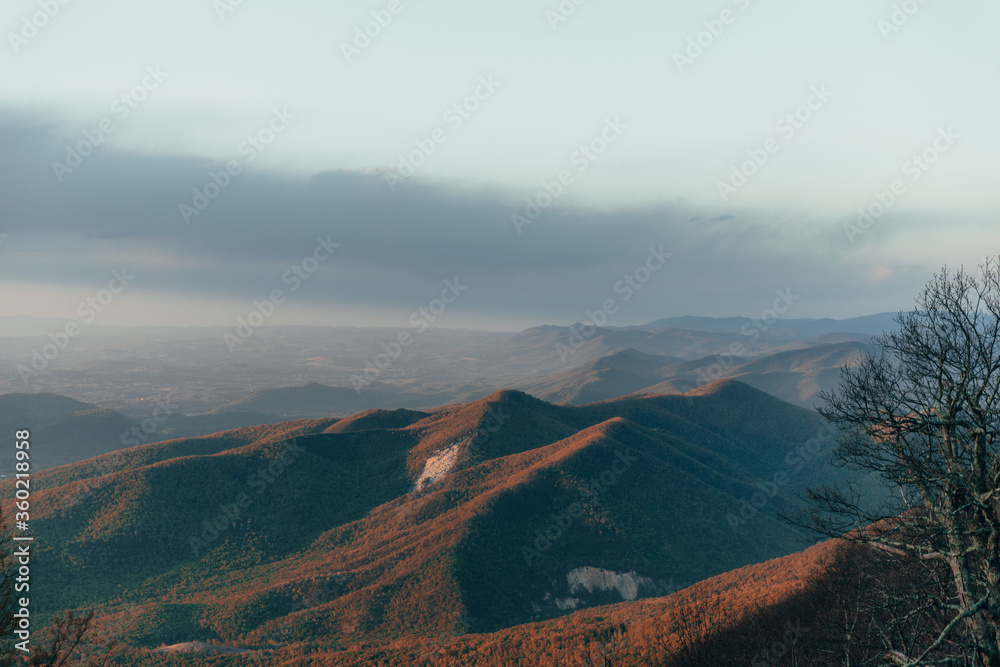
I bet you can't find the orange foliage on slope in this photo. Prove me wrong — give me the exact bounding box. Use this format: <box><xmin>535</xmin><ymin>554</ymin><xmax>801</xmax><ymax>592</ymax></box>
<box><xmin>283</xmin><ymin>539</ymin><xmax>846</xmax><ymax>666</ymax></box>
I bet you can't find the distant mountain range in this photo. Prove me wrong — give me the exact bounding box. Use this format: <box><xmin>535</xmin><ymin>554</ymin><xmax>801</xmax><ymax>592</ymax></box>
<box><xmin>0</xmin><ymin>339</ymin><xmax>876</xmax><ymax>482</ymax></box>
<box><xmin>0</xmin><ymin>314</ymin><xmax>894</xmax><ymax>408</ymax></box>
<box><xmin>205</xmin><ymin>381</ymin><xmax>474</xmax><ymax>420</ymax></box>
<box><xmin>500</xmin><ymin>318</ymin><xmax>881</xmax><ymax>373</ymax></box>
<box><xmin>205</xmin><ymin>339</ymin><xmax>877</xmax><ymax>419</ymax></box>
<box><xmin>640</xmin><ymin>312</ymin><xmax>898</xmax><ymax>338</ymax></box>
<box><xmin>12</xmin><ymin>381</ymin><xmax>857</xmax><ymax>657</ymax></box>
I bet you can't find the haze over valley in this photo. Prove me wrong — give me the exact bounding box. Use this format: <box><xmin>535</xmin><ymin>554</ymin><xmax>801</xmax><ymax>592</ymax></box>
<box><xmin>2</xmin><ymin>0</ymin><xmax>997</xmax><ymax>663</ymax></box>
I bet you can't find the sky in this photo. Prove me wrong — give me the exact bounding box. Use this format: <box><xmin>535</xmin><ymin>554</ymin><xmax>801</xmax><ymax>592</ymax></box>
<box><xmin>1</xmin><ymin>0</ymin><xmax>998</xmax><ymax>331</ymax></box>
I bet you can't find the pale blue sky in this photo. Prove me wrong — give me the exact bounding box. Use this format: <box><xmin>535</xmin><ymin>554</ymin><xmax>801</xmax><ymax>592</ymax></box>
<box><xmin>1</xmin><ymin>0</ymin><xmax>998</xmax><ymax>329</ymax></box>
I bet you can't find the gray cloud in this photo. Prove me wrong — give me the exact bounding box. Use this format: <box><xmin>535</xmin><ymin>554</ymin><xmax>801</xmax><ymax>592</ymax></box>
<box><xmin>0</xmin><ymin>114</ymin><xmax>940</xmax><ymax>326</ymax></box>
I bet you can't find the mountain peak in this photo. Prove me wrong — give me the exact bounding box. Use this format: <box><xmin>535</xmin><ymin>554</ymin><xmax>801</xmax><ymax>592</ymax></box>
<box><xmin>323</xmin><ymin>408</ymin><xmax>428</xmax><ymax>434</ymax></box>
<box><xmin>474</xmin><ymin>388</ymin><xmax>547</xmax><ymax>410</ymax></box>
<box><xmin>482</xmin><ymin>388</ymin><xmax>534</xmax><ymax>400</ymax></box>
<box><xmin>684</xmin><ymin>377</ymin><xmax>761</xmax><ymax>400</ymax></box>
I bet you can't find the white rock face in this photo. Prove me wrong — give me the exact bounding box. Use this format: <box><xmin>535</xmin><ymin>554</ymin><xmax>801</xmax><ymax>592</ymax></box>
<box><xmin>414</xmin><ymin>441</ymin><xmax>462</xmax><ymax>491</ymax></box>
<box><xmin>555</xmin><ymin>597</ymin><xmax>582</xmax><ymax>610</ymax></box>
<box><xmin>566</xmin><ymin>566</ymin><xmax>656</xmax><ymax>601</ymax></box>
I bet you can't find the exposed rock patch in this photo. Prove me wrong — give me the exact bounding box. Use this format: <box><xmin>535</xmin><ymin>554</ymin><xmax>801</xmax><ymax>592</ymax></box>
<box><xmin>414</xmin><ymin>441</ymin><xmax>462</xmax><ymax>491</ymax></box>
<box><xmin>566</xmin><ymin>566</ymin><xmax>657</xmax><ymax>601</ymax></box>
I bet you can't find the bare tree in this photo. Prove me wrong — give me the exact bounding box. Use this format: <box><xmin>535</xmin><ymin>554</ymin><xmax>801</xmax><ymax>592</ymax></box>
<box><xmin>808</xmin><ymin>258</ymin><xmax>1000</xmax><ymax>665</ymax></box>
<box><xmin>28</xmin><ymin>611</ymin><xmax>115</xmax><ymax>667</ymax></box>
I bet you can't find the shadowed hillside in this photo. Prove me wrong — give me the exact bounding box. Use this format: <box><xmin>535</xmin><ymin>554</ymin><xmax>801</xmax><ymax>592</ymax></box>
<box><xmin>5</xmin><ymin>381</ymin><xmax>853</xmax><ymax>659</ymax></box>
<box><xmin>0</xmin><ymin>393</ymin><xmax>137</xmax><ymax>474</ymax></box>
<box><xmin>0</xmin><ymin>393</ymin><xmax>302</xmax><ymax>475</ymax></box>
